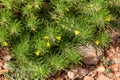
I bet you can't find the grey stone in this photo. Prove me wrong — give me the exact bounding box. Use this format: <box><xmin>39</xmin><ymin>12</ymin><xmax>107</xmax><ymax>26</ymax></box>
<box><xmin>79</xmin><ymin>44</ymin><xmax>103</xmax><ymax>65</ymax></box>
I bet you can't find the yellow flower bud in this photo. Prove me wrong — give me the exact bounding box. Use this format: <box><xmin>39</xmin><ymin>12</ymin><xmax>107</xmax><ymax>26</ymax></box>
<box><xmin>46</xmin><ymin>42</ymin><xmax>50</xmax><ymax>47</ymax></box>
<box><xmin>74</xmin><ymin>30</ymin><xmax>80</xmax><ymax>35</ymax></box>
<box><xmin>66</xmin><ymin>8</ymin><xmax>69</xmax><ymax>11</ymax></box>
<box><xmin>34</xmin><ymin>4</ymin><xmax>39</xmax><ymax>9</ymax></box>
<box><xmin>35</xmin><ymin>50</ymin><xmax>40</xmax><ymax>56</ymax></box>
<box><xmin>106</xmin><ymin>16</ymin><xmax>111</xmax><ymax>22</ymax></box>
<box><xmin>27</xmin><ymin>4</ymin><xmax>32</xmax><ymax>8</ymax></box>
<box><xmin>8</xmin><ymin>6</ymin><xmax>11</xmax><ymax>9</ymax></box>
<box><xmin>43</xmin><ymin>36</ymin><xmax>49</xmax><ymax>39</ymax></box>
<box><xmin>56</xmin><ymin>36</ymin><xmax>61</xmax><ymax>41</ymax></box>
<box><xmin>32</xmin><ymin>27</ymin><xmax>36</xmax><ymax>31</ymax></box>
<box><xmin>2</xmin><ymin>41</ymin><xmax>8</xmax><ymax>47</ymax></box>
<box><xmin>51</xmin><ymin>61</ymin><xmax>55</xmax><ymax>65</ymax></box>
<box><xmin>95</xmin><ymin>40</ymin><xmax>100</xmax><ymax>45</ymax></box>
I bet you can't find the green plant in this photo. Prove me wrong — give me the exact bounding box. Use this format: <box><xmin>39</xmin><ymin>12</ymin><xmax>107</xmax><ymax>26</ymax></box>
<box><xmin>0</xmin><ymin>0</ymin><xmax>117</xmax><ymax>79</ymax></box>
<box><xmin>107</xmin><ymin>0</ymin><xmax>120</xmax><ymax>29</ymax></box>
<box><xmin>101</xmin><ymin>56</ymin><xmax>111</xmax><ymax>73</ymax></box>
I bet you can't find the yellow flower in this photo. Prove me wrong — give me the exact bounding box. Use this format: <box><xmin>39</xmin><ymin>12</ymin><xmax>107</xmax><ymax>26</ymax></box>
<box><xmin>95</xmin><ymin>40</ymin><xmax>100</xmax><ymax>45</ymax></box>
<box><xmin>34</xmin><ymin>4</ymin><xmax>39</xmax><ymax>9</ymax></box>
<box><xmin>56</xmin><ymin>36</ymin><xmax>61</xmax><ymax>41</ymax></box>
<box><xmin>35</xmin><ymin>50</ymin><xmax>40</xmax><ymax>56</ymax></box>
<box><xmin>27</xmin><ymin>4</ymin><xmax>32</xmax><ymax>8</ymax></box>
<box><xmin>2</xmin><ymin>41</ymin><xmax>8</xmax><ymax>47</ymax></box>
<box><xmin>66</xmin><ymin>8</ymin><xmax>69</xmax><ymax>11</ymax></box>
<box><xmin>74</xmin><ymin>30</ymin><xmax>80</xmax><ymax>35</ymax></box>
<box><xmin>51</xmin><ymin>61</ymin><xmax>55</xmax><ymax>65</ymax></box>
<box><xmin>32</xmin><ymin>27</ymin><xmax>36</xmax><ymax>31</ymax></box>
<box><xmin>8</xmin><ymin>6</ymin><xmax>11</xmax><ymax>9</ymax></box>
<box><xmin>106</xmin><ymin>16</ymin><xmax>111</xmax><ymax>22</ymax></box>
<box><xmin>46</xmin><ymin>42</ymin><xmax>51</xmax><ymax>47</ymax></box>
<box><xmin>43</xmin><ymin>36</ymin><xmax>49</xmax><ymax>39</ymax></box>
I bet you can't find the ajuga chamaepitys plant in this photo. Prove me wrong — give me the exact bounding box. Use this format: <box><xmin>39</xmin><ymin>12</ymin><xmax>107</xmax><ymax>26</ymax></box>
<box><xmin>0</xmin><ymin>0</ymin><xmax>119</xmax><ymax>79</ymax></box>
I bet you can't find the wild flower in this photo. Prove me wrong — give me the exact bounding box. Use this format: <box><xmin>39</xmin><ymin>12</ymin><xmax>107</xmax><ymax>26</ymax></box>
<box><xmin>106</xmin><ymin>16</ymin><xmax>111</xmax><ymax>22</ymax></box>
<box><xmin>34</xmin><ymin>4</ymin><xmax>39</xmax><ymax>9</ymax></box>
<box><xmin>56</xmin><ymin>36</ymin><xmax>61</xmax><ymax>41</ymax></box>
<box><xmin>46</xmin><ymin>42</ymin><xmax>51</xmax><ymax>47</ymax></box>
<box><xmin>66</xmin><ymin>8</ymin><xmax>69</xmax><ymax>11</ymax></box>
<box><xmin>95</xmin><ymin>40</ymin><xmax>100</xmax><ymax>45</ymax></box>
<box><xmin>2</xmin><ymin>41</ymin><xmax>8</xmax><ymax>47</ymax></box>
<box><xmin>74</xmin><ymin>30</ymin><xmax>80</xmax><ymax>35</ymax></box>
<box><xmin>43</xmin><ymin>36</ymin><xmax>49</xmax><ymax>39</ymax></box>
<box><xmin>35</xmin><ymin>50</ymin><xmax>40</xmax><ymax>56</ymax></box>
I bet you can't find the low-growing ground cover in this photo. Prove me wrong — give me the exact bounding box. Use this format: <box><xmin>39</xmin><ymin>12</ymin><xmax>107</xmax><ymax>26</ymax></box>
<box><xmin>0</xmin><ymin>0</ymin><xmax>120</xmax><ymax>79</ymax></box>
